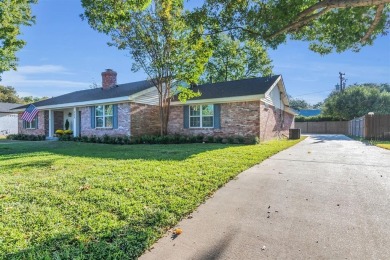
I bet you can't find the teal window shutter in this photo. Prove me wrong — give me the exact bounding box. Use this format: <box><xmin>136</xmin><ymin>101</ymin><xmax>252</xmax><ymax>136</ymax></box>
<box><xmin>214</xmin><ymin>104</ymin><xmax>221</xmax><ymax>129</ymax></box>
<box><xmin>23</xmin><ymin>119</ymin><xmax>26</xmax><ymax>129</ymax></box>
<box><xmin>90</xmin><ymin>106</ymin><xmax>95</xmax><ymax>128</ymax></box>
<box><xmin>183</xmin><ymin>105</ymin><xmax>189</xmax><ymax>129</ymax></box>
<box><xmin>113</xmin><ymin>104</ymin><xmax>118</xmax><ymax>129</ymax></box>
<box><xmin>35</xmin><ymin>114</ymin><xmax>38</xmax><ymax>129</ymax></box>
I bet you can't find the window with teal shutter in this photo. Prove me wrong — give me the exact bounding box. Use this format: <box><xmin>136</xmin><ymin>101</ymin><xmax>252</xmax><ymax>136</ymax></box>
<box><xmin>214</xmin><ymin>104</ymin><xmax>221</xmax><ymax>129</ymax></box>
<box><xmin>90</xmin><ymin>106</ymin><xmax>95</xmax><ymax>128</ymax></box>
<box><xmin>184</xmin><ymin>104</ymin><xmax>221</xmax><ymax>129</ymax></box>
<box><xmin>113</xmin><ymin>104</ymin><xmax>118</xmax><ymax>129</ymax></box>
<box><xmin>183</xmin><ymin>106</ymin><xmax>189</xmax><ymax>128</ymax></box>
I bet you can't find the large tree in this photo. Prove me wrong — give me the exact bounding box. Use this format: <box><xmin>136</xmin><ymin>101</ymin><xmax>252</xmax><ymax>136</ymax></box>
<box><xmin>198</xmin><ymin>0</ymin><xmax>390</xmax><ymax>54</ymax></box>
<box><xmin>289</xmin><ymin>98</ymin><xmax>312</xmax><ymax>111</ymax></box>
<box><xmin>0</xmin><ymin>85</ymin><xmax>22</xmax><ymax>103</ymax></box>
<box><xmin>0</xmin><ymin>0</ymin><xmax>36</xmax><ymax>78</ymax></box>
<box><xmin>201</xmin><ymin>33</ymin><xmax>273</xmax><ymax>83</ymax></box>
<box><xmin>81</xmin><ymin>0</ymin><xmax>212</xmax><ymax>135</ymax></box>
<box><xmin>323</xmin><ymin>84</ymin><xmax>390</xmax><ymax>120</ymax></box>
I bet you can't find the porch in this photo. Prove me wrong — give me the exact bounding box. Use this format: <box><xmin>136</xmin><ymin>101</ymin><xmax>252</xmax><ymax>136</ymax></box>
<box><xmin>46</xmin><ymin>107</ymin><xmax>81</xmax><ymax>138</ymax></box>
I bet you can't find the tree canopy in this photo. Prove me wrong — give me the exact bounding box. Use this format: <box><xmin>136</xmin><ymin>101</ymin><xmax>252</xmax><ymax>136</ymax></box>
<box><xmin>323</xmin><ymin>83</ymin><xmax>390</xmax><ymax>120</ymax></box>
<box><xmin>0</xmin><ymin>0</ymin><xmax>36</xmax><ymax>78</ymax></box>
<box><xmin>201</xmin><ymin>33</ymin><xmax>272</xmax><ymax>83</ymax></box>
<box><xmin>81</xmin><ymin>0</ymin><xmax>212</xmax><ymax>135</ymax></box>
<box><xmin>0</xmin><ymin>85</ymin><xmax>48</xmax><ymax>104</ymax></box>
<box><xmin>288</xmin><ymin>98</ymin><xmax>312</xmax><ymax>111</ymax></box>
<box><xmin>0</xmin><ymin>85</ymin><xmax>21</xmax><ymax>103</ymax></box>
<box><xmin>197</xmin><ymin>0</ymin><xmax>390</xmax><ymax>54</ymax></box>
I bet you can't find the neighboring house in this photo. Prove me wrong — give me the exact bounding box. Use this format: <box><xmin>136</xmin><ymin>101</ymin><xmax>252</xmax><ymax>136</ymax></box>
<box><xmin>298</xmin><ymin>109</ymin><xmax>321</xmax><ymax>117</ymax></box>
<box><xmin>12</xmin><ymin>69</ymin><xmax>296</xmax><ymax>141</ymax></box>
<box><xmin>0</xmin><ymin>102</ymin><xmax>21</xmax><ymax>135</ymax></box>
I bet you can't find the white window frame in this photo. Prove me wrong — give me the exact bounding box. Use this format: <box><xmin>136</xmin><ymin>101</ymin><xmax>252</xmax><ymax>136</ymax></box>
<box><xmin>24</xmin><ymin>116</ymin><xmax>38</xmax><ymax>129</ymax></box>
<box><xmin>189</xmin><ymin>105</ymin><xmax>214</xmax><ymax>128</ymax></box>
<box><xmin>95</xmin><ymin>104</ymin><xmax>113</xmax><ymax>128</ymax></box>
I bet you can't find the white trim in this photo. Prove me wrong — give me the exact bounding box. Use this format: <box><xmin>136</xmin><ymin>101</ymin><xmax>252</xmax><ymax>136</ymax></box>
<box><xmin>11</xmin><ymin>96</ymin><xmax>130</xmax><ymax>112</ymax></box>
<box><xmin>171</xmin><ymin>94</ymin><xmax>264</xmax><ymax>106</ymax></box>
<box><xmin>189</xmin><ymin>104</ymin><xmax>214</xmax><ymax>128</ymax></box>
<box><xmin>48</xmin><ymin>110</ymin><xmax>53</xmax><ymax>137</ymax></box>
<box><xmin>12</xmin><ymin>87</ymin><xmax>158</xmax><ymax>112</ymax></box>
<box><xmin>95</xmin><ymin>104</ymin><xmax>113</xmax><ymax>128</ymax></box>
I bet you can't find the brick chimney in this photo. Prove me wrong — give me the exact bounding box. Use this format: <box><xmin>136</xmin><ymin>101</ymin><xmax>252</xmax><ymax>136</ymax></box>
<box><xmin>101</xmin><ymin>69</ymin><xmax>117</xmax><ymax>90</ymax></box>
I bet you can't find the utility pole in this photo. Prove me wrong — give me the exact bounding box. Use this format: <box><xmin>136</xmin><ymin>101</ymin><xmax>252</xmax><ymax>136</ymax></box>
<box><xmin>339</xmin><ymin>72</ymin><xmax>346</xmax><ymax>92</ymax></box>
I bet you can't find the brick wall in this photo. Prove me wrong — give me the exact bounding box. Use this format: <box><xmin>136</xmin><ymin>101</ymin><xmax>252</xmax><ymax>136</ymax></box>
<box><xmin>259</xmin><ymin>102</ymin><xmax>294</xmax><ymax>141</ymax></box>
<box><xmin>18</xmin><ymin>111</ymin><xmax>45</xmax><ymax>135</ymax></box>
<box><xmin>167</xmin><ymin>101</ymin><xmax>261</xmax><ymax>138</ymax></box>
<box><xmin>130</xmin><ymin>102</ymin><xmax>160</xmax><ymax>137</ymax></box>
<box><xmin>80</xmin><ymin>103</ymin><xmax>131</xmax><ymax>137</ymax></box>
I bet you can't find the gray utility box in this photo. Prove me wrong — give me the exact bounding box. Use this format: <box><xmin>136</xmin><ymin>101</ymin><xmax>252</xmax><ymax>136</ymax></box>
<box><xmin>289</xmin><ymin>129</ymin><xmax>301</xmax><ymax>139</ymax></box>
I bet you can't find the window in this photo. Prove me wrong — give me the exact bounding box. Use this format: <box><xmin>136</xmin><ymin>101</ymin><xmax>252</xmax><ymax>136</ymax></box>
<box><xmin>95</xmin><ymin>105</ymin><xmax>113</xmax><ymax>128</ymax></box>
<box><xmin>189</xmin><ymin>105</ymin><xmax>214</xmax><ymax>128</ymax></box>
<box><xmin>24</xmin><ymin>116</ymin><xmax>38</xmax><ymax>129</ymax></box>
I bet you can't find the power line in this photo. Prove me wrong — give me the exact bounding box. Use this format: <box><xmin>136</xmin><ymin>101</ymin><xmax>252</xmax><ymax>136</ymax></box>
<box><xmin>290</xmin><ymin>88</ymin><xmax>334</xmax><ymax>98</ymax></box>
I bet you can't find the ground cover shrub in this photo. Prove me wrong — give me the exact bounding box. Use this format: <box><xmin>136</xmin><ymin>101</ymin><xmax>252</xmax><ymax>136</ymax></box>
<box><xmin>6</xmin><ymin>134</ymin><xmax>46</xmax><ymax>141</ymax></box>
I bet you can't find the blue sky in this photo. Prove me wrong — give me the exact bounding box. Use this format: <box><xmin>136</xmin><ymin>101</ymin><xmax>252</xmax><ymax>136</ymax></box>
<box><xmin>2</xmin><ymin>0</ymin><xmax>389</xmax><ymax>104</ymax></box>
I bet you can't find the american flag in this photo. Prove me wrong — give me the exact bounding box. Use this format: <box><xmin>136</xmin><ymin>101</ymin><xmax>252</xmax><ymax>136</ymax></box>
<box><xmin>21</xmin><ymin>104</ymin><xmax>39</xmax><ymax>122</ymax></box>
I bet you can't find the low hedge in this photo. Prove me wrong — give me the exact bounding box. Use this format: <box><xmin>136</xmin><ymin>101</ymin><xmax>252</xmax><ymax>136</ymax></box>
<box><xmin>295</xmin><ymin>115</ymin><xmax>346</xmax><ymax>122</ymax></box>
<box><xmin>6</xmin><ymin>134</ymin><xmax>46</xmax><ymax>141</ymax></box>
<box><xmin>59</xmin><ymin>134</ymin><xmax>260</xmax><ymax>145</ymax></box>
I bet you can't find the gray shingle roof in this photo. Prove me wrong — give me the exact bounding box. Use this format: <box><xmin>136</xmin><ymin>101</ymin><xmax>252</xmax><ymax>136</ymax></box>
<box><xmin>13</xmin><ymin>80</ymin><xmax>153</xmax><ymax>109</ymax></box>
<box><xmin>0</xmin><ymin>102</ymin><xmax>22</xmax><ymax>113</ymax></box>
<box><xmin>12</xmin><ymin>75</ymin><xmax>281</xmax><ymax>110</ymax></box>
<box><xmin>173</xmin><ymin>75</ymin><xmax>280</xmax><ymax>101</ymax></box>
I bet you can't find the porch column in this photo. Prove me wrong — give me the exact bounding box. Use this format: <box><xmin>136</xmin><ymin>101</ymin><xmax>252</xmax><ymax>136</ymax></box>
<box><xmin>48</xmin><ymin>109</ymin><xmax>54</xmax><ymax>138</ymax></box>
<box><xmin>73</xmin><ymin>107</ymin><xmax>78</xmax><ymax>137</ymax></box>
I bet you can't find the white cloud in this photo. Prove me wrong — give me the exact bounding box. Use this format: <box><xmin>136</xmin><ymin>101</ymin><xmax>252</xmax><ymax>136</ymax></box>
<box><xmin>16</xmin><ymin>65</ymin><xmax>70</xmax><ymax>74</ymax></box>
<box><xmin>1</xmin><ymin>64</ymin><xmax>91</xmax><ymax>97</ymax></box>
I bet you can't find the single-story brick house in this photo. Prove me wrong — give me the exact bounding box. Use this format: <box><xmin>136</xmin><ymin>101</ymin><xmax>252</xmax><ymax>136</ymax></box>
<box><xmin>12</xmin><ymin>69</ymin><xmax>296</xmax><ymax>141</ymax></box>
<box><xmin>0</xmin><ymin>102</ymin><xmax>21</xmax><ymax>135</ymax></box>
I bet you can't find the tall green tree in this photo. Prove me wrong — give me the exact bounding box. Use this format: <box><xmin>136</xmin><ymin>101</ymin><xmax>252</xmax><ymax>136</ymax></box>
<box><xmin>289</xmin><ymin>98</ymin><xmax>312</xmax><ymax>111</ymax></box>
<box><xmin>22</xmin><ymin>95</ymin><xmax>48</xmax><ymax>104</ymax></box>
<box><xmin>201</xmin><ymin>33</ymin><xmax>272</xmax><ymax>83</ymax></box>
<box><xmin>0</xmin><ymin>0</ymin><xmax>37</xmax><ymax>78</ymax></box>
<box><xmin>0</xmin><ymin>85</ymin><xmax>22</xmax><ymax>103</ymax></box>
<box><xmin>81</xmin><ymin>0</ymin><xmax>212</xmax><ymax>135</ymax></box>
<box><xmin>198</xmin><ymin>0</ymin><xmax>390</xmax><ymax>54</ymax></box>
<box><xmin>323</xmin><ymin>84</ymin><xmax>390</xmax><ymax>120</ymax></box>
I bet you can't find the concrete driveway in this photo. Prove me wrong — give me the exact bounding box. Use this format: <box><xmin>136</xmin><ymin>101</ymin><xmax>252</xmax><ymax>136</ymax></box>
<box><xmin>140</xmin><ymin>135</ymin><xmax>390</xmax><ymax>260</ymax></box>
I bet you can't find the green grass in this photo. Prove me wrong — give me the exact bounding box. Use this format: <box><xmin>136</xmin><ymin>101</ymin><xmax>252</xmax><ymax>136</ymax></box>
<box><xmin>0</xmin><ymin>138</ymin><xmax>304</xmax><ymax>259</ymax></box>
<box><xmin>376</xmin><ymin>142</ymin><xmax>390</xmax><ymax>150</ymax></box>
<box><xmin>347</xmin><ymin>135</ymin><xmax>390</xmax><ymax>150</ymax></box>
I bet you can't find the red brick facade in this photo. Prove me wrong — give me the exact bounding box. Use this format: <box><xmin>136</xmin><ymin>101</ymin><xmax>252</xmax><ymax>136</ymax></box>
<box><xmin>17</xmin><ymin>100</ymin><xmax>294</xmax><ymax>141</ymax></box>
<box><xmin>79</xmin><ymin>102</ymin><xmax>159</xmax><ymax>137</ymax></box>
<box><xmin>80</xmin><ymin>103</ymin><xmax>131</xmax><ymax>137</ymax></box>
<box><xmin>130</xmin><ymin>102</ymin><xmax>160</xmax><ymax>136</ymax></box>
<box><xmin>168</xmin><ymin>101</ymin><xmax>261</xmax><ymax>138</ymax></box>
<box><xmin>168</xmin><ymin>100</ymin><xmax>295</xmax><ymax>142</ymax></box>
<box><xmin>18</xmin><ymin>111</ymin><xmax>45</xmax><ymax>135</ymax></box>
<box><xmin>259</xmin><ymin>102</ymin><xmax>294</xmax><ymax>141</ymax></box>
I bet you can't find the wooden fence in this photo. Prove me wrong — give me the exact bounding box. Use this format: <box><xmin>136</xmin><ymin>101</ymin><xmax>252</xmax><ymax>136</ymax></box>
<box><xmin>349</xmin><ymin>115</ymin><xmax>390</xmax><ymax>140</ymax></box>
<box><xmin>295</xmin><ymin>121</ymin><xmax>349</xmax><ymax>134</ymax></box>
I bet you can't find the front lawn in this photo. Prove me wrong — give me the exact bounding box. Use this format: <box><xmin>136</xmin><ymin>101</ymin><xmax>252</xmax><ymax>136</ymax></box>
<box><xmin>0</xmin><ymin>138</ymin><xmax>303</xmax><ymax>259</ymax></box>
<box><xmin>376</xmin><ymin>142</ymin><xmax>390</xmax><ymax>150</ymax></box>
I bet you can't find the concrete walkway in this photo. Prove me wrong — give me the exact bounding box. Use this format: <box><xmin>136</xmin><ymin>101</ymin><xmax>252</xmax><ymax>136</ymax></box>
<box><xmin>140</xmin><ymin>135</ymin><xmax>390</xmax><ymax>260</ymax></box>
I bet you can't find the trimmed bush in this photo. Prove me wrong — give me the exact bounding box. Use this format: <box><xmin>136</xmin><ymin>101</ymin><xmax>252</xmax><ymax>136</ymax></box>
<box><xmin>295</xmin><ymin>115</ymin><xmax>346</xmax><ymax>122</ymax></box>
<box><xmin>7</xmin><ymin>134</ymin><xmax>46</xmax><ymax>141</ymax></box>
<box><xmin>54</xmin><ymin>133</ymin><xmax>261</xmax><ymax>146</ymax></box>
